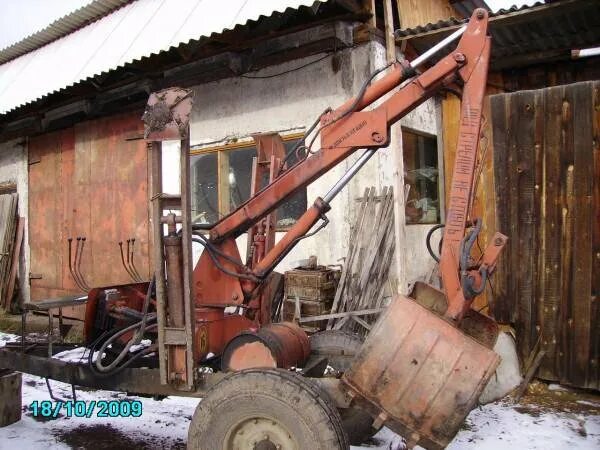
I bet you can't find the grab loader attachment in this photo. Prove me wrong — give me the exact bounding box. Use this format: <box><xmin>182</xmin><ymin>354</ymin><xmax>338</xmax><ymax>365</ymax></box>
<box><xmin>343</xmin><ymin>295</ymin><xmax>500</xmax><ymax>449</ymax></box>
<box><xmin>341</xmin><ymin>8</ymin><xmax>507</xmax><ymax>449</ymax></box>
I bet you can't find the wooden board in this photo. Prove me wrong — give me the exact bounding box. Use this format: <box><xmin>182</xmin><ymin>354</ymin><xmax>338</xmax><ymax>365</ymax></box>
<box><xmin>396</xmin><ymin>0</ymin><xmax>456</xmax><ymax>29</ymax></box>
<box><xmin>490</xmin><ymin>81</ymin><xmax>599</xmax><ymax>389</ymax></box>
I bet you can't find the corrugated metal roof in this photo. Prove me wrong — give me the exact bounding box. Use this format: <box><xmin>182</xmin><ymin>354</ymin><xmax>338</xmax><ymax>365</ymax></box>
<box><xmin>395</xmin><ymin>0</ymin><xmax>600</xmax><ymax>70</ymax></box>
<box><xmin>0</xmin><ymin>0</ymin><xmax>326</xmax><ymax>115</ymax></box>
<box><xmin>396</xmin><ymin>2</ymin><xmax>546</xmax><ymax>37</ymax></box>
<box><xmin>0</xmin><ymin>0</ymin><xmax>132</xmax><ymax>65</ymax></box>
<box><xmin>449</xmin><ymin>0</ymin><xmax>491</xmax><ymax>18</ymax></box>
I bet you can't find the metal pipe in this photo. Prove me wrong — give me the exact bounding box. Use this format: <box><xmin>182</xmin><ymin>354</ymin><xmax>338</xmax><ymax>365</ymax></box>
<box><xmin>77</xmin><ymin>237</ymin><xmax>90</xmax><ymax>290</ymax></box>
<box><xmin>410</xmin><ymin>26</ymin><xmax>467</xmax><ymax>68</ymax></box>
<box><xmin>67</xmin><ymin>238</ymin><xmax>83</xmax><ymax>291</ymax></box>
<box><xmin>119</xmin><ymin>241</ymin><xmax>138</xmax><ymax>282</ymax></box>
<box><xmin>323</xmin><ymin>149</ymin><xmax>377</xmax><ymax>203</ymax></box>
<box><xmin>130</xmin><ymin>238</ymin><xmax>143</xmax><ymax>282</ymax></box>
<box><xmin>571</xmin><ymin>46</ymin><xmax>600</xmax><ymax>59</ymax></box>
<box><xmin>70</xmin><ymin>237</ymin><xmax>86</xmax><ymax>291</ymax></box>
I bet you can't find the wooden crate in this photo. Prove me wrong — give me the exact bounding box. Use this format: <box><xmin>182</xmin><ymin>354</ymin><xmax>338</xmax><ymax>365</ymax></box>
<box><xmin>282</xmin><ymin>297</ymin><xmax>332</xmax><ymax>332</ymax></box>
<box><xmin>283</xmin><ymin>266</ymin><xmax>339</xmax><ymax>332</ymax></box>
<box><xmin>284</xmin><ymin>267</ymin><xmax>338</xmax><ymax>302</ymax></box>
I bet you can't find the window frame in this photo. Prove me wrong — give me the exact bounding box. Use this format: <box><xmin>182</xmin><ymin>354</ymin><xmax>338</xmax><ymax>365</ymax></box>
<box><xmin>401</xmin><ymin>126</ymin><xmax>444</xmax><ymax>226</ymax></box>
<box><xmin>190</xmin><ymin>132</ymin><xmax>306</xmax><ymax>231</ymax></box>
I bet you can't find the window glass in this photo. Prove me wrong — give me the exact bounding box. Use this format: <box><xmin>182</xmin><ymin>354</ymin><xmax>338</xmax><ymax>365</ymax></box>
<box><xmin>190</xmin><ymin>137</ymin><xmax>307</xmax><ymax>229</ymax></box>
<box><xmin>191</xmin><ymin>152</ymin><xmax>218</xmax><ymax>224</ymax></box>
<box><xmin>403</xmin><ymin>130</ymin><xmax>440</xmax><ymax>224</ymax></box>
<box><xmin>227</xmin><ymin>147</ymin><xmax>255</xmax><ymax>212</ymax></box>
<box><xmin>277</xmin><ymin>140</ymin><xmax>307</xmax><ymax>228</ymax></box>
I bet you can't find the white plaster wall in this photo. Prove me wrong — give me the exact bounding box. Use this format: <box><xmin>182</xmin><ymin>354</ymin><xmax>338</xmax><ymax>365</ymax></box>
<box><xmin>163</xmin><ymin>41</ymin><xmax>440</xmax><ymax>283</ymax></box>
<box><xmin>0</xmin><ymin>138</ymin><xmax>29</xmax><ymax>303</ymax></box>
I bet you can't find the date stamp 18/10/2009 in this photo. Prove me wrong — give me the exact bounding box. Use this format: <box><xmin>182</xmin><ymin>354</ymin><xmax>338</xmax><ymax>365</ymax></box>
<box><xmin>29</xmin><ymin>400</ymin><xmax>143</xmax><ymax>418</ymax></box>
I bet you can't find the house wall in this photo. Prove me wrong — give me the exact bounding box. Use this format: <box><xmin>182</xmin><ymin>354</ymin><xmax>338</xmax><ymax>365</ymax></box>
<box><xmin>0</xmin><ymin>138</ymin><xmax>29</xmax><ymax>303</ymax></box>
<box><xmin>162</xmin><ymin>41</ymin><xmax>441</xmax><ymax>290</ymax></box>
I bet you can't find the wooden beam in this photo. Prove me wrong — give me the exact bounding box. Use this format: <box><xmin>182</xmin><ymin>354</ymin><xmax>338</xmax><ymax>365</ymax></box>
<box><xmin>383</xmin><ymin>0</ymin><xmax>396</xmax><ymax>64</ymax></box>
<box><xmin>217</xmin><ymin>151</ymin><xmax>230</xmax><ymax>217</ymax></box>
<box><xmin>363</xmin><ymin>0</ymin><xmax>376</xmax><ymax>27</ymax></box>
<box><xmin>302</xmin><ymin>307</ymin><xmax>384</xmax><ymax>323</ymax></box>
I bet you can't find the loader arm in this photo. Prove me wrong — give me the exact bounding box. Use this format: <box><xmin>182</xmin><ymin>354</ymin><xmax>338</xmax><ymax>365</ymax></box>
<box><xmin>199</xmin><ymin>9</ymin><xmax>503</xmax><ymax>322</ymax></box>
<box><xmin>209</xmin><ymin>11</ymin><xmax>489</xmax><ymax>244</ymax></box>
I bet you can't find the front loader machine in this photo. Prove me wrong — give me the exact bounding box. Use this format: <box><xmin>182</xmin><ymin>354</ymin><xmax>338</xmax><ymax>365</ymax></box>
<box><xmin>144</xmin><ymin>8</ymin><xmax>503</xmax><ymax>450</ymax></box>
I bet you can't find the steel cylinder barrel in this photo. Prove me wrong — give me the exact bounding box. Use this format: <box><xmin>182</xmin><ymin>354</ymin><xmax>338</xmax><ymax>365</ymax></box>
<box><xmin>221</xmin><ymin>322</ymin><xmax>310</xmax><ymax>371</ymax></box>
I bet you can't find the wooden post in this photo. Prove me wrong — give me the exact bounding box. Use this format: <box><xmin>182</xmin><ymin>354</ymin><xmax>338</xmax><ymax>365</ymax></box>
<box><xmin>0</xmin><ymin>371</ymin><xmax>21</xmax><ymax>427</ymax></box>
<box><xmin>180</xmin><ymin>134</ymin><xmax>196</xmax><ymax>390</ymax></box>
<box><xmin>149</xmin><ymin>141</ymin><xmax>168</xmax><ymax>385</ymax></box>
<box><xmin>383</xmin><ymin>0</ymin><xmax>396</xmax><ymax>64</ymax></box>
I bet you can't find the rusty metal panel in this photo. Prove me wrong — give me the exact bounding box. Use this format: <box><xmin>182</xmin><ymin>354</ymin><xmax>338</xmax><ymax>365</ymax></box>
<box><xmin>28</xmin><ymin>112</ymin><xmax>150</xmax><ymax>319</ymax></box>
<box><xmin>87</xmin><ymin>113</ymin><xmax>149</xmax><ymax>288</ymax></box>
<box><xmin>343</xmin><ymin>295</ymin><xmax>499</xmax><ymax>450</ymax></box>
<box><xmin>490</xmin><ymin>81</ymin><xmax>599</xmax><ymax>390</ymax></box>
<box><xmin>29</xmin><ymin>129</ymin><xmax>73</xmax><ymax>303</ymax></box>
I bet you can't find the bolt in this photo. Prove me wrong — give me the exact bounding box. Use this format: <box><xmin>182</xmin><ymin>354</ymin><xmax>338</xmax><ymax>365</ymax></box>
<box><xmin>371</xmin><ymin>131</ymin><xmax>384</xmax><ymax>143</ymax></box>
<box><xmin>476</xmin><ymin>9</ymin><xmax>485</xmax><ymax>20</ymax></box>
<box><xmin>494</xmin><ymin>237</ymin><xmax>503</xmax><ymax>246</ymax></box>
<box><xmin>232</xmin><ymin>293</ymin><xmax>239</xmax><ymax>300</ymax></box>
<box><xmin>454</xmin><ymin>53</ymin><xmax>466</xmax><ymax>63</ymax></box>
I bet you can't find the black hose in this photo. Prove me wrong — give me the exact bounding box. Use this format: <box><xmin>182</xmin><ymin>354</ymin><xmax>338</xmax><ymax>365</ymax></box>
<box><xmin>459</xmin><ymin>218</ymin><xmax>488</xmax><ymax>299</ymax></box>
<box><xmin>426</xmin><ymin>224</ymin><xmax>445</xmax><ymax>263</ymax></box>
<box><xmin>191</xmin><ymin>236</ymin><xmax>260</xmax><ymax>282</ymax></box>
<box><xmin>87</xmin><ymin>320</ymin><xmax>157</xmax><ymax>378</ymax></box>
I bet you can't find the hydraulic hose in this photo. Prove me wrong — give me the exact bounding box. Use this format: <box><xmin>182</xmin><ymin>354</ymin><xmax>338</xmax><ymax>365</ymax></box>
<box><xmin>425</xmin><ymin>224</ymin><xmax>445</xmax><ymax>263</ymax></box>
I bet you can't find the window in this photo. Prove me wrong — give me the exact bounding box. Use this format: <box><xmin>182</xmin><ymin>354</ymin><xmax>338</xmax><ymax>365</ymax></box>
<box><xmin>402</xmin><ymin>129</ymin><xmax>441</xmax><ymax>224</ymax></box>
<box><xmin>190</xmin><ymin>135</ymin><xmax>307</xmax><ymax>229</ymax></box>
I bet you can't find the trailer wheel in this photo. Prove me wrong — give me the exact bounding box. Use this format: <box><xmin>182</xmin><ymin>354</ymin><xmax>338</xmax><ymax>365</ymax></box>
<box><xmin>309</xmin><ymin>330</ymin><xmax>364</xmax><ymax>373</ymax></box>
<box><xmin>188</xmin><ymin>368</ymin><xmax>348</xmax><ymax>450</ymax></box>
<box><xmin>309</xmin><ymin>330</ymin><xmax>377</xmax><ymax>446</ymax></box>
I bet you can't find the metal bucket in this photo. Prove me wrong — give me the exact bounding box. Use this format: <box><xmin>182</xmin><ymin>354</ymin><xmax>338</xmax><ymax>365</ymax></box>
<box><xmin>342</xmin><ymin>295</ymin><xmax>500</xmax><ymax>449</ymax></box>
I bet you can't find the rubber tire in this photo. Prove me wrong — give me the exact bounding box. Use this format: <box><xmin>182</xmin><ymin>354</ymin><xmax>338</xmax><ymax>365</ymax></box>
<box><xmin>188</xmin><ymin>368</ymin><xmax>348</xmax><ymax>450</ymax></box>
<box><xmin>309</xmin><ymin>330</ymin><xmax>377</xmax><ymax>446</ymax></box>
<box><xmin>309</xmin><ymin>330</ymin><xmax>364</xmax><ymax>373</ymax></box>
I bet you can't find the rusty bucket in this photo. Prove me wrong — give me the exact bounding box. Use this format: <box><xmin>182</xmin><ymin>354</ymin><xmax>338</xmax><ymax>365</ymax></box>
<box><xmin>342</xmin><ymin>294</ymin><xmax>500</xmax><ymax>449</ymax></box>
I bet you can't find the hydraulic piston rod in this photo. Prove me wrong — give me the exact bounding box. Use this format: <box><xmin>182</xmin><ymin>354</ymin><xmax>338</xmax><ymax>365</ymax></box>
<box><xmin>323</xmin><ymin>149</ymin><xmax>376</xmax><ymax>203</ymax></box>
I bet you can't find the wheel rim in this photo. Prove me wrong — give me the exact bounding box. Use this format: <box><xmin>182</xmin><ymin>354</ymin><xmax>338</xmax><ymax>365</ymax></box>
<box><xmin>225</xmin><ymin>416</ymin><xmax>298</xmax><ymax>450</ymax></box>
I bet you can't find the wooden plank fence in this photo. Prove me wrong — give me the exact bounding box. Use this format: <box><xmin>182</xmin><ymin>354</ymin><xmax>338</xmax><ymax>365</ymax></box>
<box><xmin>490</xmin><ymin>81</ymin><xmax>599</xmax><ymax>390</ymax></box>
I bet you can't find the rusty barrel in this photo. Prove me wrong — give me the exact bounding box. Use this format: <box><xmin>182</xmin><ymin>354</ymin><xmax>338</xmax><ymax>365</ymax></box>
<box><xmin>221</xmin><ymin>322</ymin><xmax>310</xmax><ymax>371</ymax></box>
<box><xmin>342</xmin><ymin>295</ymin><xmax>500</xmax><ymax>449</ymax></box>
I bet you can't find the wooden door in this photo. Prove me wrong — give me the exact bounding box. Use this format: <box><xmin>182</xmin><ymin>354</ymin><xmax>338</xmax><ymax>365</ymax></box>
<box><xmin>28</xmin><ymin>112</ymin><xmax>150</xmax><ymax>318</ymax></box>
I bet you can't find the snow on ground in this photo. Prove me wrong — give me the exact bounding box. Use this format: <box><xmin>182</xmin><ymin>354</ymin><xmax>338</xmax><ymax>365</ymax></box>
<box><xmin>0</xmin><ymin>331</ymin><xmax>18</xmax><ymax>346</ymax></box>
<box><xmin>1</xmin><ymin>332</ymin><xmax>599</xmax><ymax>449</ymax></box>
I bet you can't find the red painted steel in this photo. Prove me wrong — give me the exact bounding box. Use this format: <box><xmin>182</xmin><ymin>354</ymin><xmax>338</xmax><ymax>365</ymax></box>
<box><xmin>159</xmin><ymin>8</ymin><xmax>500</xmax><ymax>361</ymax></box>
<box><xmin>343</xmin><ymin>295</ymin><xmax>500</xmax><ymax>449</ymax></box>
<box><xmin>136</xmin><ymin>18</ymin><xmax>508</xmax><ymax>444</ymax></box>
<box><xmin>221</xmin><ymin>322</ymin><xmax>309</xmax><ymax>371</ymax></box>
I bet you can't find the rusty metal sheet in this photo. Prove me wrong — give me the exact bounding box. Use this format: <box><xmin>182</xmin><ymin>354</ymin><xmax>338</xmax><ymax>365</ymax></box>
<box><xmin>28</xmin><ymin>113</ymin><xmax>150</xmax><ymax>319</ymax></box>
<box><xmin>142</xmin><ymin>87</ymin><xmax>193</xmax><ymax>140</ymax></box>
<box><xmin>29</xmin><ymin>129</ymin><xmax>73</xmax><ymax>306</ymax></box>
<box><xmin>343</xmin><ymin>295</ymin><xmax>500</xmax><ymax>450</ymax></box>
